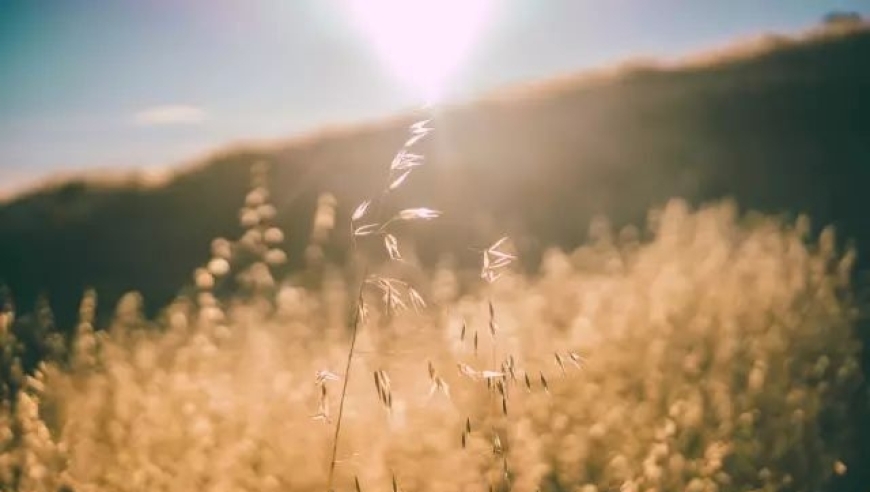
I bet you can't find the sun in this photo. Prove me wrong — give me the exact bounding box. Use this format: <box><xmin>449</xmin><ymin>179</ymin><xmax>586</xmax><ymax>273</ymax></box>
<box><xmin>343</xmin><ymin>0</ymin><xmax>495</xmax><ymax>103</ymax></box>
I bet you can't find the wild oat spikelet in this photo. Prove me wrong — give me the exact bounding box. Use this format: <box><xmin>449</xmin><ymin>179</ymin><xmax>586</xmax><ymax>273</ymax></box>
<box><xmin>354</xmin><ymin>223</ymin><xmax>380</xmax><ymax>237</ymax></box>
<box><xmin>492</xmin><ymin>434</ymin><xmax>503</xmax><ymax>455</ymax></box>
<box><xmin>404</xmin><ymin>119</ymin><xmax>432</xmax><ymax>147</ymax></box>
<box><xmin>384</xmin><ymin>233</ymin><xmax>401</xmax><ymax>261</ymax></box>
<box><xmin>554</xmin><ymin>352</ymin><xmax>567</xmax><ymax>375</ymax></box>
<box><xmin>480</xmin><ymin>236</ymin><xmax>516</xmax><ymax>282</ymax></box>
<box><xmin>408</xmin><ymin>287</ymin><xmax>426</xmax><ymax>311</ymax></box>
<box><xmin>397</xmin><ymin>208</ymin><xmax>442</xmax><ymax>221</ymax></box>
<box><xmin>315</xmin><ymin>370</ymin><xmax>341</xmax><ymax>385</ymax></box>
<box><xmin>390</xmin><ymin>149</ymin><xmax>425</xmax><ymax>171</ymax></box>
<box><xmin>351</xmin><ymin>200</ymin><xmax>371</xmax><ymax>221</ymax></box>
<box><xmin>389</xmin><ymin>170</ymin><xmax>413</xmax><ymax>190</ymax></box>
<box><xmin>457</xmin><ymin>363</ymin><xmax>478</xmax><ymax>380</ymax></box>
<box><xmin>312</xmin><ymin>383</ymin><xmax>331</xmax><ymax>423</ymax></box>
<box><xmin>568</xmin><ymin>351</ymin><xmax>587</xmax><ymax>370</ymax></box>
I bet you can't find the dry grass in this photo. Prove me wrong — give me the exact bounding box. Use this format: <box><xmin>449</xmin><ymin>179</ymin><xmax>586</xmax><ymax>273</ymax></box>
<box><xmin>0</xmin><ymin>195</ymin><xmax>862</xmax><ymax>491</ymax></box>
<box><xmin>0</xmin><ymin>22</ymin><xmax>866</xmax><ymax>491</ymax></box>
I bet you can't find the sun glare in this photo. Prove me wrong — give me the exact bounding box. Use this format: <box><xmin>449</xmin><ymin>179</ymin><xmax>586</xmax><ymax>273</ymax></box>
<box><xmin>343</xmin><ymin>0</ymin><xmax>495</xmax><ymax>103</ymax></box>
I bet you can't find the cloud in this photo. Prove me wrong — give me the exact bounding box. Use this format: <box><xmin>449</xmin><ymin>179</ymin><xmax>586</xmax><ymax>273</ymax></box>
<box><xmin>134</xmin><ymin>105</ymin><xmax>207</xmax><ymax>126</ymax></box>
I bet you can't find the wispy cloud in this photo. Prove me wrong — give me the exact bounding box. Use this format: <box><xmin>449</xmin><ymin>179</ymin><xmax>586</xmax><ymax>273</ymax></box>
<box><xmin>134</xmin><ymin>105</ymin><xmax>207</xmax><ymax>126</ymax></box>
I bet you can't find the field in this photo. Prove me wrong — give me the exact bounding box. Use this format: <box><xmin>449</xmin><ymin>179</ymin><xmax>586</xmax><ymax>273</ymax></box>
<box><xmin>0</xmin><ymin>188</ymin><xmax>864</xmax><ymax>491</ymax></box>
<box><xmin>0</xmin><ymin>23</ymin><xmax>868</xmax><ymax>492</ymax></box>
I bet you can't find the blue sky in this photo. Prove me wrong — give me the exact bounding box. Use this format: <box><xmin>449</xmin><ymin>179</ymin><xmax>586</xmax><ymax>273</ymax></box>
<box><xmin>0</xmin><ymin>0</ymin><xmax>867</xmax><ymax>194</ymax></box>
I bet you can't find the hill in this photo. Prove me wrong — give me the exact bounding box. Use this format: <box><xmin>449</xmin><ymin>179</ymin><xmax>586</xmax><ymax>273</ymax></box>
<box><xmin>1</xmin><ymin>25</ymin><xmax>869</xmax><ymax>326</ymax></box>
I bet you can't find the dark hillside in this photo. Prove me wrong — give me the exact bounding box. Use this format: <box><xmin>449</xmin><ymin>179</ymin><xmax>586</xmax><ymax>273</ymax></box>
<box><xmin>1</xmin><ymin>26</ymin><xmax>869</xmax><ymax>326</ymax></box>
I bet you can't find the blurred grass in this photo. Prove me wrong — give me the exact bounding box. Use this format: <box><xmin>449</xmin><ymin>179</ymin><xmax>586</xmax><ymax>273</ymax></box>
<box><xmin>0</xmin><ymin>199</ymin><xmax>863</xmax><ymax>491</ymax></box>
<box><xmin>0</xmin><ymin>22</ymin><xmax>868</xmax><ymax>492</ymax></box>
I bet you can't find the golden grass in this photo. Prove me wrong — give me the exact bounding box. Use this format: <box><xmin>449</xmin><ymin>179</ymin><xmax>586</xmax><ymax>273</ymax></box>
<box><xmin>0</xmin><ymin>198</ymin><xmax>861</xmax><ymax>491</ymax></box>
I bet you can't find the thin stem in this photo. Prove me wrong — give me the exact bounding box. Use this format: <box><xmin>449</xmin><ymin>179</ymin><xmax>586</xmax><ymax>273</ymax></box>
<box><xmin>489</xmin><ymin>295</ymin><xmax>498</xmax><ymax>489</ymax></box>
<box><xmin>326</xmin><ymin>268</ymin><xmax>368</xmax><ymax>492</ymax></box>
<box><xmin>326</xmin><ymin>116</ymin><xmax>421</xmax><ymax>489</ymax></box>
<box><xmin>490</xmin><ymin>297</ymin><xmax>497</xmax><ymax>370</ymax></box>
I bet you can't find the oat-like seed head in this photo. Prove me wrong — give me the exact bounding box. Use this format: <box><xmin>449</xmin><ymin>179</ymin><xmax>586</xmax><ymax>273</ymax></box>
<box><xmin>540</xmin><ymin>371</ymin><xmax>550</xmax><ymax>393</ymax></box>
<box><xmin>351</xmin><ymin>200</ymin><xmax>371</xmax><ymax>221</ymax></box>
<box><xmin>555</xmin><ymin>352</ymin><xmax>566</xmax><ymax>375</ymax></box>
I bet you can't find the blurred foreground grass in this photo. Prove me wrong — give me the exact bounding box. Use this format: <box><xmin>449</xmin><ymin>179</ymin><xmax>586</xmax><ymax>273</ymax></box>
<box><xmin>0</xmin><ymin>199</ymin><xmax>864</xmax><ymax>492</ymax></box>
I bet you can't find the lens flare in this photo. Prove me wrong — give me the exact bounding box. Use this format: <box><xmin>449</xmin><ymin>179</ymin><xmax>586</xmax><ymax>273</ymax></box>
<box><xmin>343</xmin><ymin>0</ymin><xmax>495</xmax><ymax>102</ymax></box>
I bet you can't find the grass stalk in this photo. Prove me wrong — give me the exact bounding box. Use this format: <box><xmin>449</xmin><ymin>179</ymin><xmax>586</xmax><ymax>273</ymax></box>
<box><xmin>326</xmin><ymin>115</ymin><xmax>434</xmax><ymax>491</ymax></box>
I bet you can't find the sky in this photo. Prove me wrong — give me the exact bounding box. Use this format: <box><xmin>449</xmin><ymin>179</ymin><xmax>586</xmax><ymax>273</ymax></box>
<box><xmin>0</xmin><ymin>0</ymin><xmax>867</xmax><ymax>195</ymax></box>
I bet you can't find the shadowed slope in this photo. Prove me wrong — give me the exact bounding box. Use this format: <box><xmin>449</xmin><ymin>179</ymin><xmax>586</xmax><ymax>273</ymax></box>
<box><xmin>0</xmin><ymin>25</ymin><xmax>869</xmax><ymax>325</ymax></box>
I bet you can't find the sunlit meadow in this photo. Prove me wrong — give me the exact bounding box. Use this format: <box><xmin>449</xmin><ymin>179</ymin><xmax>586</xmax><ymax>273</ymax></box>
<box><xmin>1</xmin><ymin>1</ymin><xmax>868</xmax><ymax>490</ymax></box>
<box><xmin>0</xmin><ymin>177</ymin><xmax>861</xmax><ymax>490</ymax></box>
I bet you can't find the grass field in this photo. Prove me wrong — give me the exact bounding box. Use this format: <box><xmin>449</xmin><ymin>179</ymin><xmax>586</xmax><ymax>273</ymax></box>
<box><xmin>0</xmin><ymin>197</ymin><xmax>863</xmax><ymax>491</ymax></box>
<box><xmin>0</xmin><ymin>23</ymin><xmax>868</xmax><ymax>492</ymax></box>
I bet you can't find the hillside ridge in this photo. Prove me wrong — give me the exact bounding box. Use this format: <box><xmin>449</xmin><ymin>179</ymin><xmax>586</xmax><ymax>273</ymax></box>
<box><xmin>0</xmin><ymin>24</ymin><xmax>868</xmax><ymax>327</ymax></box>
